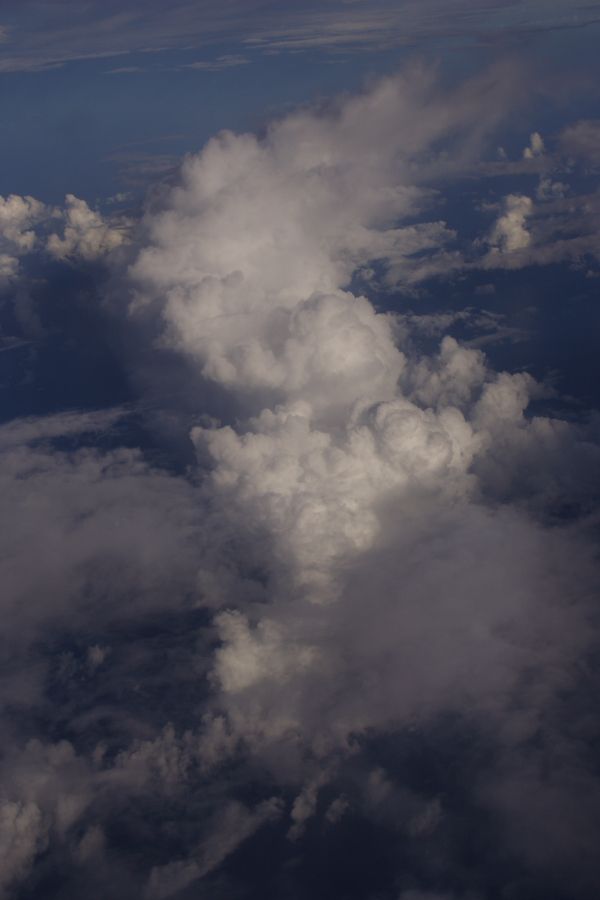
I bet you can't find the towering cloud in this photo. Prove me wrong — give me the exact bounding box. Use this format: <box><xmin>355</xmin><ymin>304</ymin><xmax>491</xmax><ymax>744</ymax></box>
<box><xmin>487</xmin><ymin>194</ymin><xmax>533</xmax><ymax>253</ymax></box>
<box><xmin>126</xmin><ymin>67</ymin><xmax>600</xmax><ymax>896</ymax></box>
<box><xmin>1</xmin><ymin>66</ymin><xmax>599</xmax><ymax>899</ymax></box>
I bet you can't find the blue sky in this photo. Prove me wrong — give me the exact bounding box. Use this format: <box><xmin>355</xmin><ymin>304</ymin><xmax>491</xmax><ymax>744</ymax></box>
<box><xmin>1</xmin><ymin>0</ymin><xmax>600</xmax><ymax>201</ymax></box>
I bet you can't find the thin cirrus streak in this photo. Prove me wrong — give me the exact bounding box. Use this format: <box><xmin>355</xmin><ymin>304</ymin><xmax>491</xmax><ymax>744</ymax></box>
<box><xmin>0</xmin><ymin>0</ymin><xmax>598</xmax><ymax>71</ymax></box>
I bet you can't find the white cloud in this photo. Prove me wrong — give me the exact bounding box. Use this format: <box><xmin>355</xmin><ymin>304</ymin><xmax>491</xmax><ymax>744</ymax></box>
<box><xmin>523</xmin><ymin>130</ymin><xmax>545</xmax><ymax>159</ymax></box>
<box><xmin>2</xmin><ymin>64</ymin><xmax>600</xmax><ymax>897</ymax></box>
<box><xmin>0</xmin><ymin>192</ymin><xmax>129</xmax><ymax>284</ymax></box>
<box><xmin>131</xmin><ymin>65</ymin><xmax>513</xmax><ymax>404</ymax></box>
<box><xmin>212</xmin><ymin>611</ymin><xmax>318</xmax><ymax>693</ymax></box>
<box><xmin>47</xmin><ymin>194</ymin><xmax>130</xmax><ymax>261</ymax></box>
<box><xmin>0</xmin><ymin>194</ymin><xmax>47</xmax><ymax>252</ymax></box>
<box><xmin>126</xmin><ymin>76</ymin><xmax>600</xmax><ymax>837</ymax></box>
<box><xmin>0</xmin><ymin>194</ymin><xmax>48</xmax><ymax>284</ymax></box>
<box><xmin>487</xmin><ymin>193</ymin><xmax>533</xmax><ymax>253</ymax></box>
<box><xmin>126</xmin><ymin>77</ymin><xmax>600</xmax><ymax>787</ymax></box>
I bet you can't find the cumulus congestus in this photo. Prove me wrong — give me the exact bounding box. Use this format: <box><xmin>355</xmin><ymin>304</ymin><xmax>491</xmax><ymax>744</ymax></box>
<box><xmin>1</xmin><ymin>65</ymin><xmax>600</xmax><ymax>900</ymax></box>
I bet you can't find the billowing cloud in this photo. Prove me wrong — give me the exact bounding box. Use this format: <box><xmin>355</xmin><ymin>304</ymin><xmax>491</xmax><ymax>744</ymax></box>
<box><xmin>1</xmin><ymin>65</ymin><xmax>600</xmax><ymax>900</ymax></box>
<box><xmin>0</xmin><ymin>194</ymin><xmax>47</xmax><ymax>252</ymax></box>
<box><xmin>0</xmin><ymin>194</ymin><xmax>49</xmax><ymax>285</ymax></box>
<box><xmin>130</xmin><ymin>64</ymin><xmax>516</xmax><ymax>393</ymax></box>
<box><xmin>0</xmin><ymin>193</ymin><xmax>129</xmax><ymax>284</ymax></box>
<box><xmin>125</xmin><ymin>66</ymin><xmax>600</xmax><ymax>894</ymax></box>
<box><xmin>46</xmin><ymin>194</ymin><xmax>130</xmax><ymax>262</ymax></box>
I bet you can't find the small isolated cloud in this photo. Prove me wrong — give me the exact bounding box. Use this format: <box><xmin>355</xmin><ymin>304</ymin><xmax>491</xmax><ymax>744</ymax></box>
<box><xmin>523</xmin><ymin>130</ymin><xmax>545</xmax><ymax>159</ymax></box>
<box><xmin>487</xmin><ymin>193</ymin><xmax>533</xmax><ymax>252</ymax></box>
<box><xmin>536</xmin><ymin>175</ymin><xmax>568</xmax><ymax>200</ymax></box>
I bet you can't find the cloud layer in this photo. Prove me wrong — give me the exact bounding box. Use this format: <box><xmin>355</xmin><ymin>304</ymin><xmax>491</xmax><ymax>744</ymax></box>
<box><xmin>0</xmin><ymin>0</ymin><xmax>598</xmax><ymax>72</ymax></box>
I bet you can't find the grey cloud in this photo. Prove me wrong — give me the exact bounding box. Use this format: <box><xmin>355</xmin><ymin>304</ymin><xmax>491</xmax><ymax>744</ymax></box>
<box><xmin>145</xmin><ymin>798</ymin><xmax>282</xmax><ymax>899</ymax></box>
<box><xmin>559</xmin><ymin>119</ymin><xmax>600</xmax><ymax>169</ymax></box>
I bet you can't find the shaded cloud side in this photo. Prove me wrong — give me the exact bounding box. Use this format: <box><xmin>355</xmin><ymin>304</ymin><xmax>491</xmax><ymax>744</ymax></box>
<box><xmin>1</xmin><ymin>65</ymin><xmax>600</xmax><ymax>900</ymax></box>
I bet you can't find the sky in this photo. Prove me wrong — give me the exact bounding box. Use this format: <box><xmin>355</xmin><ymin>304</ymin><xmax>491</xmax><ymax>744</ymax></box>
<box><xmin>1</xmin><ymin>2</ymin><xmax>600</xmax><ymax>899</ymax></box>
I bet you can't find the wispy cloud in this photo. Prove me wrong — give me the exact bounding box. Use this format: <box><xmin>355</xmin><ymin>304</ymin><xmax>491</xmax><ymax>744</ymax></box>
<box><xmin>183</xmin><ymin>53</ymin><xmax>250</xmax><ymax>71</ymax></box>
<box><xmin>105</xmin><ymin>65</ymin><xmax>146</xmax><ymax>74</ymax></box>
<box><xmin>0</xmin><ymin>0</ymin><xmax>598</xmax><ymax>73</ymax></box>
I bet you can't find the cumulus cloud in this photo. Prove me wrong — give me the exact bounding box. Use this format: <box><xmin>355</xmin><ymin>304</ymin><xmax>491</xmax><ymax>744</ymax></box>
<box><xmin>523</xmin><ymin>130</ymin><xmax>544</xmax><ymax>159</ymax></box>
<box><xmin>47</xmin><ymin>194</ymin><xmax>130</xmax><ymax>261</ymax></box>
<box><xmin>0</xmin><ymin>193</ymin><xmax>129</xmax><ymax>288</ymax></box>
<box><xmin>487</xmin><ymin>193</ymin><xmax>533</xmax><ymax>253</ymax></box>
<box><xmin>124</xmin><ymin>68</ymin><xmax>600</xmax><ymax>898</ymax></box>
<box><xmin>2</xmin><ymin>65</ymin><xmax>600</xmax><ymax>899</ymax></box>
<box><xmin>0</xmin><ymin>194</ymin><xmax>47</xmax><ymax>252</ymax></box>
<box><xmin>0</xmin><ymin>194</ymin><xmax>49</xmax><ymax>284</ymax></box>
<box><xmin>131</xmin><ymin>65</ymin><xmax>516</xmax><ymax>396</ymax></box>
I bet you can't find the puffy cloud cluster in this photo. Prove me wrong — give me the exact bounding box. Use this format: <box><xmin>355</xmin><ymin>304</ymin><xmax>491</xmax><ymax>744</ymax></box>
<box><xmin>46</xmin><ymin>194</ymin><xmax>129</xmax><ymax>262</ymax></box>
<box><xmin>0</xmin><ymin>194</ymin><xmax>48</xmax><ymax>285</ymax></box>
<box><xmin>0</xmin><ymin>192</ymin><xmax>129</xmax><ymax>286</ymax></box>
<box><xmin>131</xmin><ymin>64</ymin><xmax>515</xmax><ymax>387</ymax></box>
<box><xmin>0</xmin><ymin>194</ymin><xmax>47</xmax><ymax>252</ymax></box>
<box><xmin>1</xmin><ymin>67</ymin><xmax>600</xmax><ymax>899</ymax></box>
